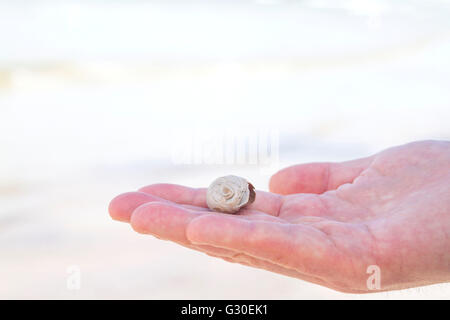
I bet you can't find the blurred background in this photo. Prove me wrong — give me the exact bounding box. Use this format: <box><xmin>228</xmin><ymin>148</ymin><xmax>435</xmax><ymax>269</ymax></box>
<box><xmin>0</xmin><ymin>0</ymin><xmax>449</xmax><ymax>299</ymax></box>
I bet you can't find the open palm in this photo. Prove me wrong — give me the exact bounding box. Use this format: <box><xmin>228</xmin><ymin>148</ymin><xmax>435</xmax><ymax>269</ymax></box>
<box><xmin>109</xmin><ymin>140</ymin><xmax>450</xmax><ymax>293</ymax></box>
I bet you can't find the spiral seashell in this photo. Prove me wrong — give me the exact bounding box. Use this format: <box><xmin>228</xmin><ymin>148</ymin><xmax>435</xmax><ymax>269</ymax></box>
<box><xmin>206</xmin><ymin>175</ymin><xmax>256</xmax><ymax>214</ymax></box>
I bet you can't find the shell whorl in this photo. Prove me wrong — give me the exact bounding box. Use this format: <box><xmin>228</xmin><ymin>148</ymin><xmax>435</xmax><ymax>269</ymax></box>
<box><xmin>206</xmin><ymin>175</ymin><xmax>255</xmax><ymax>214</ymax></box>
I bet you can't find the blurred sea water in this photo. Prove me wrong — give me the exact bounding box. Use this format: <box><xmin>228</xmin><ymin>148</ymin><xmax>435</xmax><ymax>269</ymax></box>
<box><xmin>0</xmin><ymin>0</ymin><xmax>449</xmax><ymax>299</ymax></box>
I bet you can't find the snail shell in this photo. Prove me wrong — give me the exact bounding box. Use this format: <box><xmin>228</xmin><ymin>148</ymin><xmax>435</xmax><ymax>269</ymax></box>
<box><xmin>206</xmin><ymin>175</ymin><xmax>256</xmax><ymax>214</ymax></box>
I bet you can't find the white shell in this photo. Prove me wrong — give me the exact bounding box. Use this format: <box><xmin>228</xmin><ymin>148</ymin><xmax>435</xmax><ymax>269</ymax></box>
<box><xmin>206</xmin><ymin>175</ymin><xmax>255</xmax><ymax>214</ymax></box>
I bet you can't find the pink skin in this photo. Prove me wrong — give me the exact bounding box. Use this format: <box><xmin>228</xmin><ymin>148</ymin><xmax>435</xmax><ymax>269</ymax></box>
<box><xmin>109</xmin><ymin>140</ymin><xmax>450</xmax><ymax>293</ymax></box>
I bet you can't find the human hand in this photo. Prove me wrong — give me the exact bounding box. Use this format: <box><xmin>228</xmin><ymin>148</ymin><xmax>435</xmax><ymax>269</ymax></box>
<box><xmin>109</xmin><ymin>140</ymin><xmax>450</xmax><ymax>293</ymax></box>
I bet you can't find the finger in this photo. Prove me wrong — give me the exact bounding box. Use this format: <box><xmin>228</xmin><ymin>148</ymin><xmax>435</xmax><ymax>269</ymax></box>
<box><xmin>138</xmin><ymin>184</ymin><xmax>207</xmax><ymax>207</ymax></box>
<box><xmin>138</xmin><ymin>183</ymin><xmax>283</xmax><ymax>216</ymax></box>
<box><xmin>192</xmin><ymin>244</ymin><xmax>239</xmax><ymax>257</ymax></box>
<box><xmin>109</xmin><ymin>191</ymin><xmax>212</xmax><ymax>223</ymax></box>
<box><xmin>130</xmin><ymin>201</ymin><xmax>203</xmax><ymax>243</ymax></box>
<box><xmin>186</xmin><ymin>215</ymin><xmax>341</xmax><ymax>278</ymax></box>
<box><xmin>129</xmin><ymin>201</ymin><xmax>287</xmax><ymax>244</ymax></box>
<box><xmin>219</xmin><ymin>255</ymin><xmax>362</xmax><ymax>293</ymax></box>
<box><xmin>109</xmin><ymin>192</ymin><xmax>164</xmax><ymax>222</ymax></box>
<box><xmin>186</xmin><ymin>243</ymin><xmax>334</xmax><ymax>290</ymax></box>
<box><xmin>181</xmin><ymin>241</ymin><xmax>338</xmax><ymax>291</ymax></box>
<box><xmin>218</xmin><ymin>253</ymin><xmax>339</xmax><ymax>291</ymax></box>
<box><xmin>269</xmin><ymin>156</ymin><xmax>374</xmax><ymax>195</ymax></box>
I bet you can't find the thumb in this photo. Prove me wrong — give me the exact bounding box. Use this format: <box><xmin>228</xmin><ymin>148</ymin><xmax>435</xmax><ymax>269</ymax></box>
<box><xmin>269</xmin><ymin>156</ymin><xmax>373</xmax><ymax>195</ymax></box>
